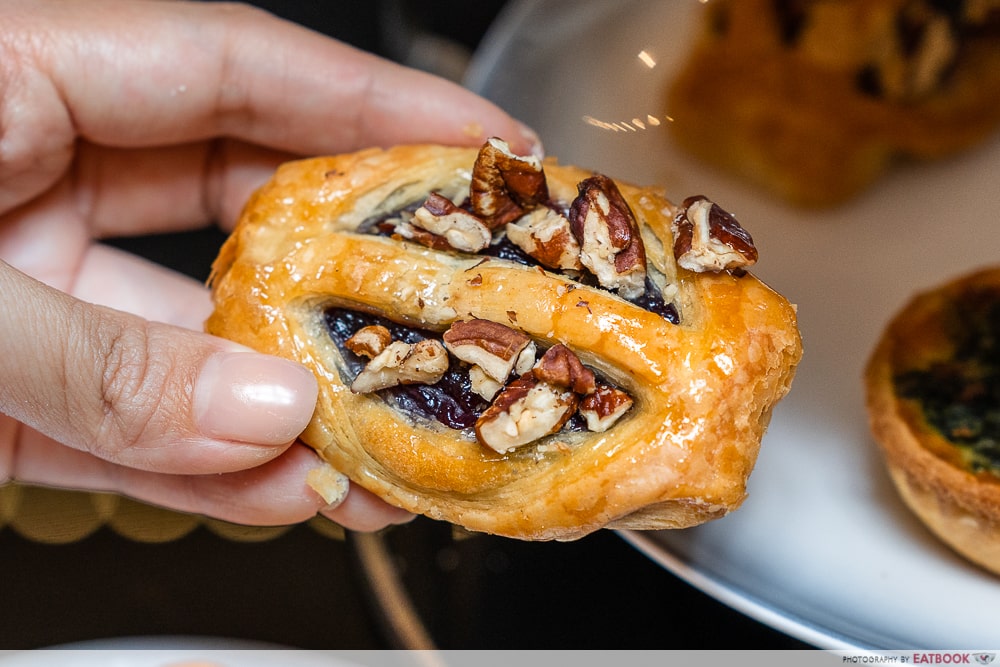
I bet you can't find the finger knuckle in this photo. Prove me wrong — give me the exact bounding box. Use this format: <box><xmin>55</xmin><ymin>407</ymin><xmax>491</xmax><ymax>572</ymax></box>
<box><xmin>88</xmin><ymin>317</ymin><xmax>175</xmax><ymax>460</ymax></box>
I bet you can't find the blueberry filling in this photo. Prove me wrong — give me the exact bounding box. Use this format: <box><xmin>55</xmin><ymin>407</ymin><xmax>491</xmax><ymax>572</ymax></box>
<box><xmin>324</xmin><ymin>307</ymin><xmax>598</xmax><ymax>433</ymax></box>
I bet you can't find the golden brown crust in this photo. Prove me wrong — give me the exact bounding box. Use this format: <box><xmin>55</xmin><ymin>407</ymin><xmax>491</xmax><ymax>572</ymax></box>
<box><xmin>206</xmin><ymin>143</ymin><xmax>802</xmax><ymax>541</ymax></box>
<box><xmin>668</xmin><ymin>0</ymin><xmax>1000</xmax><ymax>207</ymax></box>
<box><xmin>865</xmin><ymin>267</ymin><xmax>1000</xmax><ymax>574</ymax></box>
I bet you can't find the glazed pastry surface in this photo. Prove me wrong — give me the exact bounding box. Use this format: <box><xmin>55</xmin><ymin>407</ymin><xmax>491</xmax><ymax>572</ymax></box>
<box><xmin>866</xmin><ymin>267</ymin><xmax>1000</xmax><ymax>574</ymax></box>
<box><xmin>207</xmin><ymin>142</ymin><xmax>802</xmax><ymax>540</ymax></box>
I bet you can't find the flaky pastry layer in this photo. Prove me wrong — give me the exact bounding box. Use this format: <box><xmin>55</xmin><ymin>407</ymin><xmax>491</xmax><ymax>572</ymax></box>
<box><xmin>207</xmin><ymin>144</ymin><xmax>802</xmax><ymax>540</ymax></box>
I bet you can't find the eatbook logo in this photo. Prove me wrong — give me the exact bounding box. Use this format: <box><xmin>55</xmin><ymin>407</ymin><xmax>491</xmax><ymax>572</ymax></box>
<box><xmin>974</xmin><ymin>655</ymin><xmax>996</xmax><ymax>666</ymax></box>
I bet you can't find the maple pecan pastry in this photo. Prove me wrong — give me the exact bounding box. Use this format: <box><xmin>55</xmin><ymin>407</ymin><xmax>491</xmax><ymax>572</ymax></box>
<box><xmin>866</xmin><ymin>268</ymin><xmax>1000</xmax><ymax>575</ymax></box>
<box><xmin>206</xmin><ymin>139</ymin><xmax>802</xmax><ymax>541</ymax></box>
<box><xmin>667</xmin><ymin>0</ymin><xmax>1000</xmax><ymax>207</ymax></box>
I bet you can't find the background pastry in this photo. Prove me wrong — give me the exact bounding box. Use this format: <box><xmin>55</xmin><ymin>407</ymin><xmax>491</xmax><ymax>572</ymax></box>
<box><xmin>668</xmin><ymin>0</ymin><xmax>1000</xmax><ymax>207</ymax></box>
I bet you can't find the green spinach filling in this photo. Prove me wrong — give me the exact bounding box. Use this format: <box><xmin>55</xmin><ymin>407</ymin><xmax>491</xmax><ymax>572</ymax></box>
<box><xmin>894</xmin><ymin>286</ymin><xmax>1000</xmax><ymax>475</ymax></box>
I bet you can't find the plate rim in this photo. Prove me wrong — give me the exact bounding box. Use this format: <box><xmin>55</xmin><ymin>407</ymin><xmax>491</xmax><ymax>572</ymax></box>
<box><xmin>618</xmin><ymin>530</ymin><xmax>866</xmax><ymax>650</ymax></box>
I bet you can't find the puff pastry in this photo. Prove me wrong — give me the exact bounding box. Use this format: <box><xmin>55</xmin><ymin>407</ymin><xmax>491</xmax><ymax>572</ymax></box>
<box><xmin>668</xmin><ymin>0</ymin><xmax>1000</xmax><ymax>207</ymax></box>
<box><xmin>866</xmin><ymin>267</ymin><xmax>1000</xmax><ymax>575</ymax></box>
<box><xmin>206</xmin><ymin>140</ymin><xmax>802</xmax><ymax>541</ymax></box>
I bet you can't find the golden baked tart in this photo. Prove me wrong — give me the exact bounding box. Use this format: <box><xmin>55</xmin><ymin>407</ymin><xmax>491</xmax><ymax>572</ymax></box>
<box><xmin>668</xmin><ymin>0</ymin><xmax>1000</xmax><ymax>207</ymax></box>
<box><xmin>866</xmin><ymin>267</ymin><xmax>1000</xmax><ymax>574</ymax></box>
<box><xmin>206</xmin><ymin>139</ymin><xmax>802</xmax><ymax>541</ymax></box>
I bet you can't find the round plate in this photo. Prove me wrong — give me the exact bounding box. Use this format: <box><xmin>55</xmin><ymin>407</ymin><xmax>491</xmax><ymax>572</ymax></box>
<box><xmin>467</xmin><ymin>0</ymin><xmax>1000</xmax><ymax>650</ymax></box>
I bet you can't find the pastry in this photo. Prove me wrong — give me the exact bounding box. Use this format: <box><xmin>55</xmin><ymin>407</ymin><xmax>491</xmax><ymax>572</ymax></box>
<box><xmin>206</xmin><ymin>139</ymin><xmax>802</xmax><ymax>541</ymax></box>
<box><xmin>866</xmin><ymin>267</ymin><xmax>1000</xmax><ymax>575</ymax></box>
<box><xmin>668</xmin><ymin>0</ymin><xmax>1000</xmax><ymax>207</ymax></box>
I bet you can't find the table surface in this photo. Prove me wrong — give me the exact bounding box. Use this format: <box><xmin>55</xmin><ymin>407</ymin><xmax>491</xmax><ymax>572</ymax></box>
<box><xmin>0</xmin><ymin>1</ymin><xmax>812</xmax><ymax>650</ymax></box>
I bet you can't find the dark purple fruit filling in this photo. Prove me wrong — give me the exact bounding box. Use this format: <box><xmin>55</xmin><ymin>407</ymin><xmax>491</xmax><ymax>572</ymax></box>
<box><xmin>324</xmin><ymin>307</ymin><xmax>593</xmax><ymax>432</ymax></box>
<box><xmin>324</xmin><ymin>308</ymin><xmax>488</xmax><ymax>429</ymax></box>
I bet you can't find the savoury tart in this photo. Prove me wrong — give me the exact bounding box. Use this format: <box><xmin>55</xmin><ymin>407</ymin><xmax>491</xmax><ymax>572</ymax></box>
<box><xmin>206</xmin><ymin>140</ymin><xmax>802</xmax><ymax>541</ymax></box>
<box><xmin>866</xmin><ymin>267</ymin><xmax>1000</xmax><ymax>574</ymax></box>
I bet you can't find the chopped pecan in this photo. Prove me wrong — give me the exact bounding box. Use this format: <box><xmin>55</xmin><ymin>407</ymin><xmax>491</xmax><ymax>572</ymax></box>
<box><xmin>470</xmin><ymin>137</ymin><xmax>548</xmax><ymax>229</ymax></box>
<box><xmin>569</xmin><ymin>174</ymin><xmax>647</xmax><ymax>300</ymax></box>
<box><xmin>475</xmin><ymin>375</ymin><xmax>578</xmax><ymax>454</ymax></box>
<box><xmin>505</xmin><ymin>207</ymin><xmax>583</xmax><ymax>272</ymax></box>
<box><xmin>350</xmin><ymin>339</ymin><xmax>449</xmax><ymax>394</ymax></box>
<box><xmin>579</xmin><ymin>384</ymin><xmax>633</xmax><ymax>432</ymax></box>
<box><xmin>671</xmin><ymin>195</ymin><xmax>757</xmax><ymax>273</ymax></box>
<box><xmin>410</xmin><ymin>192</ymin><xmax>491</xmax><ymax>253</ymax></box>
<box><xmin>393</xmin><ymin>220</ymin><xmax>454</xmax><ymax>251</ymax></box>
<box><xmin>442</xmin><ymin>319</ymin><xmax>536</xmax><ymax>386</ymax></box>
<box><xmin>468</xmin><ymin>365</ymin><xmax>504</xmax><ymax>401</ymax></box>
<box><xmin>531</xmin><ymin>344</ymin><xmax>596</xmax><ymax>396</ymax></box>
<box><xmin>345</xmin><ymin>325</ymin><xmax>392</xmax><ymax>358</ymax></box>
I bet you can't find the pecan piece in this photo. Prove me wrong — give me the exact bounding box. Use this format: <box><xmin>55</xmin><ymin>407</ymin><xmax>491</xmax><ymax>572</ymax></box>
<box><xmin>470</xmin><ymin>137</ymin><xmax>548</xmax><ymax>229</ymax></box>
<box><xmin>579</xmin><ymin>384</ymin><xmax>633</xmax><ymax>432</ymax></box>
<box><xmin>345</xmin><ymin>325</ymin><xmax>392</xmax><ymax>358</ymax></box>
<box><xmin>671</xmin><ymin>195</ymin><xmax>757</xmax><ymax>273</ymax></box>
<box><xmin>468</xmin><ymin>365</ymin><xmax>504</xmax><ymax>402</ymax></box>
<box><xmin>569</xmin><ymin>174</ymin><xmax>647</xmax><ymax>300</ymax></box>
<box><xmin>475</xmin><ymin>375</ymin><xmax>578</xmax><ymax>454</ymax></box>
<box><xmin>532</xmin><ymin>343</ymin><xmax>596</xmax><ymax>396</ymax></box>
<box><xmin>409</xmin><ymin>192</ymin><xmax>491</xmax><ymax>253</ymax></box>
<box><xmin>393</xmin><ymin>220</ymin><xmax>454</xmax><ymax>252</ymax></box>
<box><xmin>505</xmin><ymin>207</ymin><xmax>583</xmax><ymax>272</ymax></box>
<box><xmin>442</xmin><ymin>319</ymin><xmax>536</xmax><ymax>397</ymax></box>
<box><xmin>350</xmin><ymin>339</ymin><xmax>449</xmax><ymax>394</ymax></box>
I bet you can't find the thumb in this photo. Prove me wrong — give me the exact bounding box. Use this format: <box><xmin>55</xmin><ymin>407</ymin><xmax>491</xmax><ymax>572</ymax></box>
<box><xmin>0</xmin><ymin>261</ymin><xmax>318</xmax><ymax>474</ymax></box>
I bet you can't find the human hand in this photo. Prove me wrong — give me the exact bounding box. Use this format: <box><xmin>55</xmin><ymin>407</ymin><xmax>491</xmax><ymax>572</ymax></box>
<box><xmin>0</xmin><ymin>0</ymin><xmax>540</xmax><ymax>530</ymax></box>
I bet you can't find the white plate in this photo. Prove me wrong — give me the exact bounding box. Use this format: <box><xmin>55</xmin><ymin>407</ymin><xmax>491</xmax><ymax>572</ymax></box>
<box><xmin>467</xmin><ymin>0</ymin><xmax>1000</xmax><ymax>650</ymax></box>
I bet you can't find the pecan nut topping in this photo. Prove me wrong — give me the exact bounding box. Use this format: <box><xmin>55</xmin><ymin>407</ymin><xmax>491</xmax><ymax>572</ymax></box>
<box><xmin>345</xmin><ymin>324</ymin><xmax>392</xmax><ymax>358</ymax></box>
<box><xmin>569</xmin><ymin>174</ymin><xmax>648</xmax><ymax>300</ymax></box>
<box><xmin>470</xmin><ymin>137</ymin><xmax>549</xmax><ymax>229</ymax></box>
<box><xmin>350</xmin><ymin>339</ymin><xmax>449</xmax><ymax>394</ymax></box>
<box><xmin>442</xmin><ymin>319</ymin><xmax>536</xmax><ymax>386</ymax></box>
<box><xmin>531</xmin><ymin>343</ymin><xmax>596</xmax><ymax>396</ymax></box>
<box><xmin>409</xmin><ymin>192</ymin><xmax>491</xmax><ymax>253</ymax></box>
<box><xmin>580</xmin><ymin>384</ymin><xmax>634</xmax><ymax>432</ymax></box>
<box><xmin>671</xmin><ymin>195</ymin><xmax>758</xmax><ymax>273</ymax></box>
<box><xmin>475</xmin><ymin>375</ymin><xmax>579</xmax><ymax>454</ymax></box>
<box><xmin>505</xmin><ymin>207</ymin><xmax>583</xmax><ymax>272</ymax></box>
<box><xmin>473</xmin><ymin>342</ymin><xmax>612</xmax><ymax>453</ymax></box>
<box><xmin>392</xmin><ymin>220</ymin><xmax>455</xmax><ymax>252</ymax></box>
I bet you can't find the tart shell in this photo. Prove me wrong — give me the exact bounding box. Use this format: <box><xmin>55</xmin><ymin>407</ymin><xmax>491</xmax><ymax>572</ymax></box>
<box><xmin>865</xmin><ymin>267</ymin><xmax>1000</xmax><ymax>575</ymax></box>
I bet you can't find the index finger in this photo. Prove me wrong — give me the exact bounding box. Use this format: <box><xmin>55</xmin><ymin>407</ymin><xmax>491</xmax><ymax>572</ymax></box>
<box><xmin>36</xmin><ymin>0</ymin><xmax>541</xmax><ymax>155</ymax></box>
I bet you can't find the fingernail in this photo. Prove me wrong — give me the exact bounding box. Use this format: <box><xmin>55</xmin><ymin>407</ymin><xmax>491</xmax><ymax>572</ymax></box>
<box><xmin>194</xmin><ymin>352</ymin><xmax>318</xmax><ymax>445</ymax></box>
